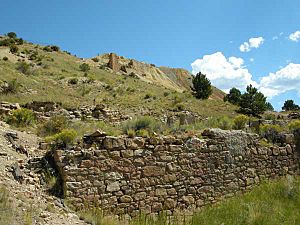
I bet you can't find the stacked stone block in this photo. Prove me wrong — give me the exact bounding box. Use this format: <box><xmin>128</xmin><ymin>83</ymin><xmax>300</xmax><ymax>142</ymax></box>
<box><xmin>54</xmin><ymin>129</ymin><xmax>300</xmax><ymax>217</ymax></box>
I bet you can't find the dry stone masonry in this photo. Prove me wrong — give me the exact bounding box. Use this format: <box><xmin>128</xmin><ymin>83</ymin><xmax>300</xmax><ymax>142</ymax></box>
<box><xmin>54</xmin><ymin>129</ymin><xmax>300</xmax><ymax>217</ymax></box>
<box><xmin>0</xmin><ymin>101</ymin><xmax>129</xmax><ymax>124</ymax></box>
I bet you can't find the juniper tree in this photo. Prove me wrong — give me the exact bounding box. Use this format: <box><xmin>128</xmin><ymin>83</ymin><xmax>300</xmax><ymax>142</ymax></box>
<box><xmin>192</xmin><ymin>72</ymin><xmax>212</xmax><ymax>100</ymax></box>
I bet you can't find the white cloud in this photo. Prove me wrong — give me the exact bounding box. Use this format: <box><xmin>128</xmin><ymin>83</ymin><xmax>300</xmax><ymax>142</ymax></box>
<box><xmin>249</xmin><ymin>37</ymin><xmax>264</xmax><ymax>48</ymax></box>
<box><xmin>250</xmin><ymin>58</ymin><xmax>254</xmax><ymax>62</ymax></box>
<box><xmin>259</xmin><ymin>63</ymin><xmax>300</xmax><ymax>98</ymax></box>
<box><xmin>239</xmin><ymin>37</ymin><xmax>264</xmax><ymax>52</ymax></box>
<box><xmin>191</xmin><ymin>53</ymin><xmax>300</xmax><ymax>99</ymax></box>
<box><xmin>289</xmin><ymin>31</ymin><xmax>300</xmax><ymax>42</ymax></box>
<box><xmin>191</xmin><ymin>52</ymin><xmax>256</xmax><ymax>92</ymax></box>
<box><xmin>228</xmin><ymin>57</ymin><xmax>244</xmax><ymax>68</ymax></box>
<box><xmin>239</xmin><ymin>42</ymin><xmax>250</xmax><ymax>52</ymax></box>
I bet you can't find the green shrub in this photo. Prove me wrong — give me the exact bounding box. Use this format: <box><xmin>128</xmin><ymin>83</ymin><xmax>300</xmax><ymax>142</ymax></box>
<box><xmin>16</xmin><ymin>38</ymin><xmax>24</xmax><ymax>45</ymax></box>
<box><xmin>43</xmin><ymin>46</ymin><xmax>52</xmax><ymax>52</ymax></box>
<box><xmin>136</xmin><ymin>129</ymin><xmax>150</xmax><ymax>137</ymax></box>
<box><xmin>260</xmin><ymin>124</ymin><xmax>282</xmax><ymax>134</ymax></box>
<box><xmin>80</xmin><ymin>85</ymin><xmax>92</xmax><ymax>97</ymax></box>
<box><xmin>5</xmin><ymin>108</ymin><xmax>35</xmax><ymax>127</ymax></box>
<box><xmin>260</xmin><ymin>138</ymin><xmax>273</xmax><ymax>147</ymax></box>
<box><xmin>46</xmin><ymin>129</ymin><xmax>77</xmax><ymax>147</ymax></box>
<box><xmin>264</xmin><ymin>113</ymin><xmax>276</xmax><ymax>120</ymax></box>
<box><xmin>144</xmin><ymin>93</ymin><xmax>152</xmax><ymax>99</ymax></box>
<box><xmin>129</xmin><ymin>72</ymin><xmax>138</xmax><ymax>78</ymax></box>
<box><xmin>16</xmin><ymin>61</ymin><xmax>31</xmax><ymax>75</ymax></box>
<box><xmin>206</xmin><ymin>116</ymin><xmax>233</xmax><ymax>130</ymax></box>
<box><xmin>86</xmin><ymin>75</ymin><xmax>95</xmax><ymax>83</ymax></box>
<box><xmin>28</xmin><ymin>51</ymin><xmax>38</xmax><ymax>60</ymax></box>
<box><xmin>6</xmin><ymin>32</ymin><xmax>17</xmax><ymax>39</ymax></box>
<box><xmin>2</xmin><ymin>79</ymin><xmax>20</xmax><ymax>94</ymax></box>
<box><xmin>70</xmin><ymin>120</ymin><xmax>121</xmax><ymax>137</ymax></box>
<box><xmin>38</xmin><ymin>115</ymin><xmax>69</xmax><ymax>137</ymax></box>
<box><xmin>42</xmin><ymin>45</ymin><xmax>58</xmax><ymax>52</ymax></box>
<box><xmin>123</xmin><ymin>116</ymin><xmax>158</xmax><ymax>134</ymax></box>
<box><xmin>127</xmin><ymin>129</ymin><xmax>136</xmax><ymax>137</ymax></box>
<box><xmin>9</xmin><ymin>44</ymin><xmax>18</xmax><ymax>54</ymax></box>
<box><xmin>174</xmin><ymin>103</ymin><xmax>185</xmax><ymax>111</ymax></box>
<box><xmin>79</xmin><ymin>63</ymin><xmax>90</xmax><ymax>72</ymax></box>
<box><xmin>50</xmin><ymin>45</ymin><xmax>60</xmax><ymax>51</ymax></box>
<box><xmin>172</xmin><ymin>95</ymin><xmax>183</xmax><ymax>105</ymax></box>
<box><xmin>68</xmin><ymin>78</ymin><xmax>78</xmax><ymax>85</ymax></box>
<box><xmin>288</xmin><ymin>120</ymin><xmax>300</xmax><ymax>132</ymax></box>
<box><xmin>260</xmin><ymin>124</ymin><xmax>283</xmax><ymax>144</ymax></box>
<box><xmin>0</xmin><ymin>38</ymin><xmax>15</xmax><ymax>47</ymax></box>
<box><xmin>163</xmin><ymin>92</ymin><xmax>169</xmax><ymax>97</ymax></box>
<box><xmin>233</xmin><ymin>115</ymin><xmax>249</xmax><ymax>130</ymax></box>
<box><xmin>217</xmin><ymin>116</ymin><xmax>233</xmax><ymax>130</ymax></box>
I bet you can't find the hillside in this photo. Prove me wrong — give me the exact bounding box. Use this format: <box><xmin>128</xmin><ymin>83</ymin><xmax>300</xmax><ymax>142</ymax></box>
<box><xmin>1</xmin><ymin>34</ymin><xmax>300</xmax><ymax>225</ymax></box>
<box><xmin>0</xmin><ymin>35</ymin><xmax>236</xmax><ymax>120</ymax></box>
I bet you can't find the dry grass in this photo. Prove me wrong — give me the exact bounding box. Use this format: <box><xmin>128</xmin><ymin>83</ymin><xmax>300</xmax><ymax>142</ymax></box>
<box><xmin>191</xmin><ymin>176</ymin><xmax>300</xmax><ymax>225</ymax></box>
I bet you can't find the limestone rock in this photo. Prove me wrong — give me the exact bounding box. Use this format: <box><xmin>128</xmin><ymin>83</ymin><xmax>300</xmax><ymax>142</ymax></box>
<box><xmin>164</xmin><ymin>198</ymin><xmax>177</xmax><ymax>209</ymax></box>
<box><xmin>103</xmin><ymin>136</ymin><xmax>125</xmax><ymax>150</ymax></box>
<box><xmin>107</xmin><ymin>181</ymin><xmax>120</xmax><ymax>192</ymax></box>
<box><xmin>182</xmin><ymin>196</ymin><xmax>195</xmax><ymax>205</ymax></box>
<box><xmin>120</xmin><ymin>195</ymin><xmax>133</xmax><ymax>203</ymax></box>
<box><xmin>143</xmin><ymin>166</ymin><xmax>165</xmax><ymax>177</ymax></box>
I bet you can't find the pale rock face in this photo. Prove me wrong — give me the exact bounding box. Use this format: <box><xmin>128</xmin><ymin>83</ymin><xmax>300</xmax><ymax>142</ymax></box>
<box><xmin>106</xmin><ymin>181</ymin><xmax>120</xmax><ymax>192</ymax></box>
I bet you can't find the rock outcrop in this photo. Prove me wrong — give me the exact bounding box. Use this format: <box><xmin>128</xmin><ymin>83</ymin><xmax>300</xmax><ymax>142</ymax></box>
<box><xmin>108</xmin><ymin>53</ymin><xmax>120</xmax><ymax>72</ymax></box>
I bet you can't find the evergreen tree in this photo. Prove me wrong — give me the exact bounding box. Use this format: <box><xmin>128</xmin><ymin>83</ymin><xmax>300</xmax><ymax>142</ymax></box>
<box><xmin>266</xmin><ymin>102</ymin><xmax>274</xmax><ymax>111</ymax></box>
<box><xmin>282</xmin><ymin>100</ymin><xmax>300</xmax><ymax>111</ymax></box>
<box><xmin>192</xmin><ymin>72</ymin><xmax>212</xmax><ymax>99</ymax></box>
<box><xmin>224</xmin><ymin>87</ymin><xmax>241</xmax><ymax>105</ymax></box>
<box><xmin>239</xmin><ymin>84</ymin><xmax>267</xmax><ymax>116</ymax></box>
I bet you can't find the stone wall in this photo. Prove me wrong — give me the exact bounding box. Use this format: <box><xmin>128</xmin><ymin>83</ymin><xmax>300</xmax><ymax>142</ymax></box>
<box><xmin>0</xmin><ymin>101</ymin><xmax>130</xmax><ymax>124</ymax></box>
<box><xmin>54</xmin><ymin>129</ymin><xmax>300</xmax><ymax>216</ymax></box>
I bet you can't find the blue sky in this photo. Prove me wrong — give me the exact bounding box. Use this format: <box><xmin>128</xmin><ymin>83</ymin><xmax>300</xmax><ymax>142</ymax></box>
<box><xmin>1</xmin><ymin>0</ymin><xmax>300</xmax><ymax>110</ymax></box>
